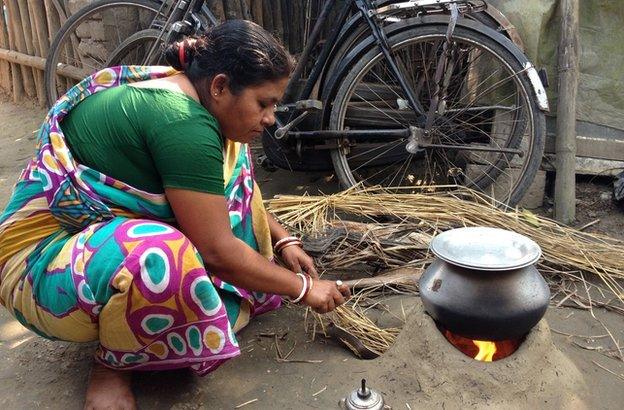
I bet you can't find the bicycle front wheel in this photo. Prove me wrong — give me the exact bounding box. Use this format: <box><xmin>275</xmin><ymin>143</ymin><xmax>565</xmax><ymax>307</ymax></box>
<box><xmin>44</xmin><ymin>0</ymin><xmax>164</xmax><ymax>106</ymax></box>
<box><xmin>329</xmin><ymin>24</ymin><xmax>545</xmax><ymax>207</ymax></box>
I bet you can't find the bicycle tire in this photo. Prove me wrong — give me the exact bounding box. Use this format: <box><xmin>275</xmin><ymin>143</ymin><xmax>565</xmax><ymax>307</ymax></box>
<box><xmin>106</xmin><ymin>29</ymin><xmax>164</xmax><ymax>66</ymax></box>
<box><xmin>319</xmin><ymin>5</ymin><xmax>525</xmax><ymax>103</ymax></box>
<box><xmin>328</xmin><ymin>24</ymin><xmax>546</xmax><ymax>207</ymax></box>
<box><xmin>261</xmin><ymin>11</ymin><xmax>527</xmax><ymax>176</ymax></box>
<box><xmin>44</xmin><ymin>0</ymin><xmax>162</xmax><ymax>106</ymax></box>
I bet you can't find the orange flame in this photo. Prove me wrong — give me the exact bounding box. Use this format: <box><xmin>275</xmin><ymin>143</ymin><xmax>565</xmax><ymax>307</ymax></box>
<box><xmin>442</xmin><ymin>329</ymin><xmax>522</xmax><ymax>362</ymax></box>
<box><xmin>473</xmin><ymin>340</ymin><xmax>497</xmax><ymax>362</ymax></box>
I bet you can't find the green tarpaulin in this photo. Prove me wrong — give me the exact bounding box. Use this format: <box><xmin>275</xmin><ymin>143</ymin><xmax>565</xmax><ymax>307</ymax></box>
<box><xmin>490</xmin><ymin>0</ymin><xmax>624</xmax><ymax>132</ymax></box>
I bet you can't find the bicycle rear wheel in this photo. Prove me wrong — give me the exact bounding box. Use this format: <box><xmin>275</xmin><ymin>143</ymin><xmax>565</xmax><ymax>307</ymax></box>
<box><xmin>106</xmin><ymin>29</ymin><xmax>165</xmax><ymax>66</ymax></box>
<box><xmin>329</xmin><ymin>24</ymin><xmax>545</xmax><ymax>207</ymax></box>
<box><xmin>44</xmin><ymin>0</ymin><xmax>164</xmax><ymax>106</ymax></box>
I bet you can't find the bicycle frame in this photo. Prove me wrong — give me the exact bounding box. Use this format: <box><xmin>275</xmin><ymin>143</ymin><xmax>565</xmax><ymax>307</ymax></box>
<box><xmin>275</xmin><ymin>0</ymin><xmax>467</xmax><ymax>146</ymax></box>
<box><xmin>140</xmin><ymin>0</ymin><xmax>218</xmax><ymax>64</ymax></box>
<box><xmin>130</xmin><ymin>0</ymin><xmax>523</xmax><ymax>158</ymax></box>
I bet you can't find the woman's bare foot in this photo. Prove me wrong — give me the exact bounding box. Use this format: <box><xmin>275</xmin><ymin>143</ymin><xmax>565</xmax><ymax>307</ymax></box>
<box><xmin>84</xmin><ymin>361</ymin><xmax>136</xmax><ymax>410</ymax></box>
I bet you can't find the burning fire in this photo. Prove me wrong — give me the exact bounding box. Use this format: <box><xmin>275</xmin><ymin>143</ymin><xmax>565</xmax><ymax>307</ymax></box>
<box><xmin>442</xmin><ymin>329</ymin><xmax>522</xmax><ymax>362</ymax></box>
<box><xmin>473</xmin><ymin>340</ymin><xmax>497</xmax><ymax>362</ymax></box>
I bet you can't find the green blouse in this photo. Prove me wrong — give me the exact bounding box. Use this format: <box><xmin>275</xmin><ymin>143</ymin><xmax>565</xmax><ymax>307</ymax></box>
<box><xmin>61</xmin><ymin>84</ymin><xmax>225</xmax><ymax>195</ymax></box>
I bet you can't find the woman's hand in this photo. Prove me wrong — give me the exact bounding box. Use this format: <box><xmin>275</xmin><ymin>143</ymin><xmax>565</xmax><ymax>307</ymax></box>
<box><xmin>301</xmin><ymin>279</ymin><xmax>351</xmax><ymax>314</ymax></box>
<box><xmin>280</xmin><ymin>245</ymin><xmax>319</xmax><ymax>279</ymax></box>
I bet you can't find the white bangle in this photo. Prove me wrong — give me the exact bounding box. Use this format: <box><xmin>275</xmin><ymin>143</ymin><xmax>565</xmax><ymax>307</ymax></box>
<box><xmin>274</xmin><ymin>236</ymin><xmax>299</xmax><ymax>250</ymax></box>
<box><xmin>278</xmin><ymin>241</ymin><xmax>302</xmax><ymax>253</ymax></box>
<box><xmin>290</xmin><ymin>273</ymin><xmax>308</xmax><ymax>303</ymax></box>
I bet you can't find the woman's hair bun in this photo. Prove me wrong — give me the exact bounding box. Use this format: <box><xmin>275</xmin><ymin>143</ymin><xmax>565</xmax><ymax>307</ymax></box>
<box><xmin>164</xmin><ymin>21</ymin><xmax>293</xmax><ymax>93</ymax></box>
<box><xmin>164</xmin><ymin>38</ymin><xmax>201</xmax><ymax>71</ymax></box>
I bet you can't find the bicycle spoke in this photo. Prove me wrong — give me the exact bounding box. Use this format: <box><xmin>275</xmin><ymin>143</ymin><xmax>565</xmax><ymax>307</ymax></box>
<box><xmin>331</xmin><ymin>28</ymin><xmax>541</xmax><ymax>205</ymax></box>
<box><xmin>365</xmin><ymin>71</ymin><xmax>412</xmax><ymax>124</ymax></box>
<box><xmin>350</xmin><ymin>91</ymin><xmax>405</xmax><ymax>127</ymax></box>
<box><xmin>445</xmin><ymin>69</ymin><xmax>526</xmax><ymax>120</ymax></box>
<box><xmin>350</xmin><ymin>140</ymin><xmax>406</xmax><ymax>173</ymax></box>
<box><xmin>347</xmin><ymin>139</ymin><xmax>405</xmax><ymax>161</ymax></box>
<box><xmin>388</xmin><ymin>150</ymin><xmax>416</xmax><ymax>187</ymax></box>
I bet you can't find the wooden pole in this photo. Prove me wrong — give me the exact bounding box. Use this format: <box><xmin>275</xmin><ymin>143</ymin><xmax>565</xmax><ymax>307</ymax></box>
<box><xmin>25</xmin><ymin>0</ymin><xmax>47</xmax><ymax>106</ymax></box>
<box><xmin>262</xmin><ymin>0</ymin><xmax>274</xmax><ymax>34</ymax></box>
<box><xmin>239</xmin><ymin>0</ymin><xmax>251</xmax><ymax>20</ymax></box>
<box><xmin>0</xmin><ymin>1</ymin><xmax>13</xmax><ymax>94</ymax></box>
<box><xmin>30</xmin><ymin>1</ymin><xmax>50</xmax><ymax>56</ymax></box>
<box><xmin>250</xmin><ymin>0</ymin><xmax>263</xmax><ymax>26</ymax></box>
<box><xmin>9</xmin><ymin>0</ymin><xmax>37</xmax><ymax>98</ymax></box>
<box><xmin>30</xmin><ymin>0</ymin><xmax>50</xmax><ymax>105</ymax></box>
<box><xmin>223</xmin><ymin>0</ymin><xmax>243</xmax><ymax>19</ymax></box>
<box><xmin>3</xmin><ymin>0</ymin><xmax>25</xmax><ymax>101</ymax></box>
<box><xmin>206</xmin><ymin>0</ymin><xmax>226</xmax><ymax>21</ymax></box>
<box><xmin>554</xmin><ymin>0</ymin><xmax>579</xmax><ymax>224</ymax></box>
<box><xmin>44</xmin><ymin>0</ymin><xmax>68</xmax><ymax>95</ymax></box>
<box><xmin>15</xmin><ymin>0</ymin><xmax>40</xmax><ymax>99</ymax></box>
<box><xmin>44</xmin><ymin>0</ymin><xmax>62</xmax><ymax>49</ymax></box>
<box><xmin>271</xmin><ymin>0</ymin><xmax>283</xmax><ymax>42</ymax></box>
<box><xmin>0</xmin><ymin>48</ymin><xmax>87</xmax><ymax>80</ymax></box>
<box><xmin>280</xmin><ymin>0</ymin><xmax>290</xmax><ymax>49</ymax></box>
<box><xmin>289</xmin><ymin>0</ymin><xmax>303</xmax><ymax>53</ymax></box>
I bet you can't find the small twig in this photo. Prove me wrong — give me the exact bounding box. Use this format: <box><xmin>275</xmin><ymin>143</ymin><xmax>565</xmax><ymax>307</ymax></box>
<box><xmin>312</xmin><ymin>386</ymin><xmax>327</xmax><ymax>397</ymax></box>
<box><xmin>591</xmin><ymin>361</ymin><xmax>624</xmax><ymax>381</ymax></box>
<box><xmin>554</xmin><ymin>292</ymin><xmax>574</xmax><ymax>308</ymax></box>
<box><xmin>578</xmin><ymin>219</ymin><xmax>600</xmax><ymax>231</ymax></box>
<box><xmin>274</xmin><ymin>333</ymin><xmax>321</xmax><ymax>363</ymax></box>
<box><xmin>550</xmin><ymin>328</ymin><xmax>609</xmax><ymax>339</ymax></box>
<box><xmin>283</xmin><ymin>341</ymin><xmax>297</xmax><ymax>360</ymax></box>
<box><xmin>571</xmin><ymin>341</ymin><xmax>604</xmax><ymax>351</ymax></box>
<box><xmin>597</xmin><ymin>319</ymin><xmax>624</xmax><ymax>362</ymax></box>
<box><xmin>274</xmin><ymin>334</ymin><xmax>284</xmax><ymax>359</ymax></box>
<box><xmin>235</xmin><ymin>398</ymin><xmax>259</xmax><ymax>408</ymax></box>
<box><xmin>579</xmin><ymin>269</ymin><xmax>595</xmax><ymax>319</ymax></box>
<box><xmin>276</xmin><ymin>358</ymin><xmax>323</xmax><ymax>364</ymax></box>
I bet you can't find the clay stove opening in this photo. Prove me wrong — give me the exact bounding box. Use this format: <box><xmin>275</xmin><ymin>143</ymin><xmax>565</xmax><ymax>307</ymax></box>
<box><xmin>436</xmin><ymin>322</ymin><xmax>525</xmax><ymax>362</ymax></box>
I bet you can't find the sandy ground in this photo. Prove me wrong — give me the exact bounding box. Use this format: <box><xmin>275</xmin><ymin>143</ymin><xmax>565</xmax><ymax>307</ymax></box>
<box><xmin>0</xmin><ymin>97</ymin><xmax>623</xmax><ymax>409</ymax></box>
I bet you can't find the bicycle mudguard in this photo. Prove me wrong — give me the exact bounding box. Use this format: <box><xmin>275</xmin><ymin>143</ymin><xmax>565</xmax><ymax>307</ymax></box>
<box><xmin>320</xmin><ymin>14</ymin><xmax>549</xmax><ymax>126</ymax></box>
<box><xmin>319</xmin><ymin>2</ymin><xmax>525</xmax><ymax>102</ymax></box>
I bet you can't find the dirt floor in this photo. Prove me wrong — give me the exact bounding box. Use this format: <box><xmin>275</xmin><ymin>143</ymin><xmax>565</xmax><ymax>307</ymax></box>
<box><xmin>1</xmin><ymin>96</ymin><xmax>623</xmax><ymax>409</ymax></box>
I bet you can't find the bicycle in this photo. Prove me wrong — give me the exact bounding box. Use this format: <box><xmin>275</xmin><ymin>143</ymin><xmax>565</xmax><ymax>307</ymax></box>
<box><xmin>44</xmin><ymin>0</ymin><xmax>218</xmax><ymax>105</ymax></box>
<box><xmin>45</xmin><ymin>0</ymin><xmax>549</xmax><ymax>207</ymax></box>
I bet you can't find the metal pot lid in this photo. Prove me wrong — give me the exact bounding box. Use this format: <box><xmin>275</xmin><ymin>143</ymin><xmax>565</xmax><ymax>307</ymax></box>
<box><xmin>430</xmin><ymin>227</ymin><xmax>542</xmax><ymax>271</ymax></box>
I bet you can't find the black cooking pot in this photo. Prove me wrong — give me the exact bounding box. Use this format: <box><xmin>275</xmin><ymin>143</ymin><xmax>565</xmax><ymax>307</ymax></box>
<box><xmin>418</xmin><ymin>227</ymin><xmax>550</xmax><ymax>341</ymax></box>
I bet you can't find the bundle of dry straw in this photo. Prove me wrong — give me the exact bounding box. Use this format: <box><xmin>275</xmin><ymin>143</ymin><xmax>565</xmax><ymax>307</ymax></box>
<box><xmin>269</xmin><ymin>186</ymin><xmax>623</xmax><ymax>304</ymax></box>
<box><xmin>269</xmin><ymin>186</ymin><xmax>624</xmax><ymax>354</ymax></box>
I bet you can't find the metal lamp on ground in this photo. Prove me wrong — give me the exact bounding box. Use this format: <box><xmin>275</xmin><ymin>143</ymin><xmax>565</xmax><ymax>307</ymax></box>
<box><xmin>340</xmin><ymin>379</ymin><xmax>385</xmax><ymax>410</ymax></box>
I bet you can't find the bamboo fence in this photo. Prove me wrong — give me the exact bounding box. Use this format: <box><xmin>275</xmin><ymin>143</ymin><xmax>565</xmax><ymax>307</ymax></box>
<box><xmin>0</xmin><ymin>0</ymin><xmax>325</xmax><ymax>105</ymax></box>
<box><xmin>0</xmin><ymin>0</ymin><xmax>67</xmax><ymax>105</ymax></box>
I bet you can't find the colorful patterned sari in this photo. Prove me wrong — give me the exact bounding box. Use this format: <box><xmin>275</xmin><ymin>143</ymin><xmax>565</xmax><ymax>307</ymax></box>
<box><xmin>0</xmin><ymin>66</ymin><xmax>281</xmax><ymax>375</ymax></box>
